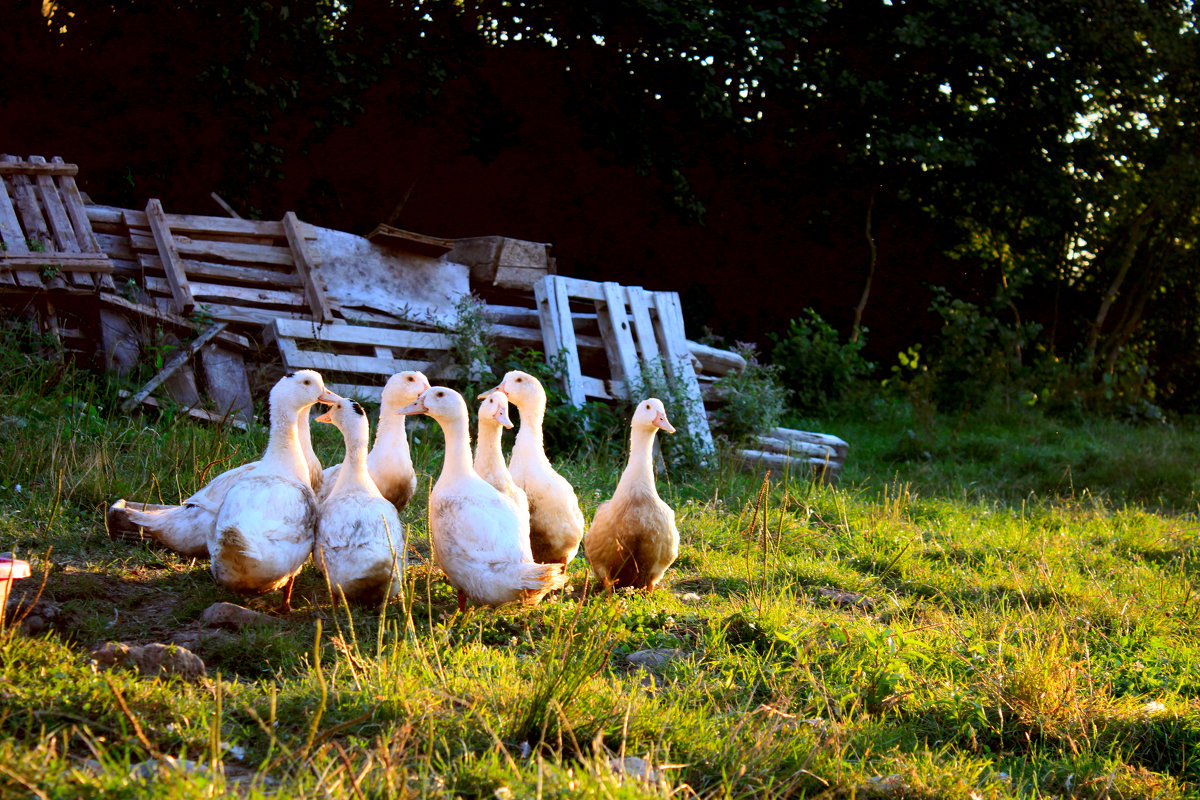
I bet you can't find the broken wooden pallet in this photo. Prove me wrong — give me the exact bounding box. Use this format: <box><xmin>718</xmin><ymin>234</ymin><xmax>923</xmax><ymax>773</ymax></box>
<box><xmin>534</xmin><ymin>275</ymin><xmax>715</xmax><ymax>455</ymax></box>
<box><xmin>0</xmin><ymin>155</ymin><xmax>115</xmax><ymax>293</ymax></box>
<box><xmin>735</xmin><ymin>428</ymin><xmax>849</xmax><ymax>484</ymax></box>
<box><xmin>266</xmin><ymin>318</ymin><xmax>461</xmax><ymax>403</ymax></box>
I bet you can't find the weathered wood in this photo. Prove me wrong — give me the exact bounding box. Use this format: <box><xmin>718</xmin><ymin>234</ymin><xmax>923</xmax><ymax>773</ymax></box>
<box><xmin>764</xmin><ymin>427</ymin><xmax>850</xmax><ymax>459</ymax></box>
<box><xmin>117</xmin><ymin>390</ymin><xmax>250</xmax><ymax>430</ymax></box>
<box><xmin>688</xmin><ymin>340</ymin><xmax>747</xmax><ymax>376</ymax></box>
<box><xmin>158</xmin><ymin>300</ymin><xmax>309</xmax><ymax>328</ymax></box>
<box><xmin>158</xmin><ymin>332</ymin><xmax>204</xmax><ymax>408</ymax></box>
<box><xmin>596</xmin><ymin>280</ymin><xmax>640</xmax><ymax>388</ymax></box>
<box><xmin>0</xmin><ymin>160</ymin><xmax>77</xmax><ymax>177</ymax></box>
<box><xmin>137</xmin><ymin>253</ymin><xmax>302</xmax><ymax>288</ymax></box>
<box><xmin>143</xmin><ymin>275</ymin><xmax>307</xmax><ymax>309</ymax></box>
<box><xmin>199</xmin><ymin>345</ymin><xmax>255</xmax><ymax>423</ymax></box>
<box><xmin>282</xmin><ymin>211</ymin><xmax>333</xmax><ymax>322</ymax></box>
<box><xmin>120</xmin><ymin>322</ymin><xmax>229</xmax><ymax>412</ymax></box>
<box><xmin>121</xmin><ymin>208</ymin><xmax>284</xmax><ymax>238</ymax></box>
<box><xmin>368</xmin><ymin>223</ymin><xmax>455</xmax><ymax>257</ymax></box>
<box><xmin>55</xmin><ymin>156</ymin><xmax>107</xmax><ymax>290</ymax></box>
<box><xmin>210</xmin><ymin>192</ymin><xmax>242</xmax><ymax>219</ymax></box>
<box><xmin>754</xmin><ymin>434</ymin><xmax>845</xmax><ymax>462</ymax></box>
<box><xmin>272</xmin><ymin>318</ymin><xmax>453</xmax><ymax>351</ymax></box>
<box><xmin>28</xmin><ymin>156</ymin><xmax>90</xmax><ymax>289</ymax></box>
<box><xmin>0</xmin><ymin>253</ymin><xmax>113</xmax><ymax>271</ymax></box>
<box><xmin>175</xmin><ymin>236</ymin><xmax>295</xmax><ymax>267</ymax></box>
<box><xmin>736</xmin><ymin>448</ymin><xmax>842</xmax><ymax>484</ymax></box>
<box><xmin>96</xmin><ymin>293</ymin><xmax>251</xmax><ymax>350</ymax></box>
<box><xmin>652</xmin><ymin>291</ymin><xmax>715</xmax><ymax>455</ymax></box>
<box><xmin>2</xmin><ymin>155</ymin><xmax>48</xmax><ymax>288</ymax></box>
<box><xmin>535</xmin><ymin>277</ymin><xmax>586</xmax><ymax>406</ymax></box>
<box><xmin>144</xmin><ymin>199</ymin><xmax>194</xmax><ymax>314</ymax></box>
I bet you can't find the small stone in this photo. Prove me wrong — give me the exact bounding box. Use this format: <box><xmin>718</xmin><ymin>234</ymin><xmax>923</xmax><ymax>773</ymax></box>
<box><xmin>626</xmin><ymin>648</ymin><xmax>685</xmax><ymax>670</ymax></box>
<box><xmin>89</xmin><ymin>642</ymin><xmax>206</xmax><ymax>681</ymax></box>
<box><xmin>677</xmin><ymin>592</ymin><xmax>702</xmax><ymax>603</ymax></box>
<box><xmin>815</xmin><ymin>587</ymin><xmax>875</xmax><ymax>611</ymax></box>
<box><xmin>200</xmin><ymin>602</ymin><xmax>279</xmax><ymax>630</ymax></box>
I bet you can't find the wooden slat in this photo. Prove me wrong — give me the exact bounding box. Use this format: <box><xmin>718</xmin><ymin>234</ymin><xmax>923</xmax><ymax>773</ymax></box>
<box><xmin>117</xmin><ymin>208</ymin><xmax>284</xmax><ymax>238</ymax></box>
<box><xmin>28</xmin><ymin>156</ymin><xmax>90</xmax><ymax>289</ymax></box>
<box><xmin>145</xmin><ymin>199</ymin><xmax>194</xmax><ymax>313</ymax></box>
<box><xmin>0</xmin><ymin>254</ymin><xmax>113</xmax><ymax>271</ymax></box>
<box><xmin>137</xmin><ymin>253</ymin><xmax>302</xmax><ymax>288</ymax></box>
<box><xmin>0</xmin><ymin>160</ymin><xmax>77</xmax><ymax>177</ymax></box>
<box><xmin>275</xmin><ymin>337</ymin><xmax>438</xmax><ymax>378</ymax></box>
<box><xmin>534</xmin><ymin>276</ymin><xmax>586</xmax><ymax>406</ymax></box>
<box><xmin>272</xmin><ymin>318</ymin><xmax>452</xmax><ymax>351</ymax></box>
<box><xmin>144</xmin><ymin>275</ymin><xmax>305</xmax><ymax>309</ymax></box>
<box><xmin>653</xmin><ymin>291</ymin><xmax>715</xmax><ymax>455</ymax></box>
<box><xmin>544</xmin><ymin>275</ymin><xmax>607</xmax><ymax>302</ymax></box>
<box><xmin>199</xmin><ymin>345</ymin><xmax>255</xmax><ymax>423</ymax></box>
<box><xmin>117</xmin><ymin>390</ymin><xmax>250</xmax><ymax>430</ymax></box>
<box><xmin>175</xmin><ymin>237</ymin><xmax>295</xmax><ymax>267</ymax></box>
<box><xmin>596</xmin><ymin>280</ymin><xmax>640</xmax><ymax>391</ymax></box>
<box><xmin>2</xmin><ymin>155</ymin><xmax>47</xmax><ymax>288</ymax></box>
<box><xmin>159</xmin><ymin>300</ymin><xmax>310</xmax><ymax>328</ymax></box>
<box><xmin>120</xmin><ymin>322</ymin><xmax>229</xmax><ymax>412</ymax></box>
<box><xmin>625</xmin><ymin>285</ymin><xmax>665</xmax><ymax>386</ymax></box>
<box><xmin>97</xmin><ymin>293</ymin><xmax>251</xmax><ymax>350</ymax></box>
<box><xmin>282</xmin><ymin>211</ymin><xmax>334</xmax><ymax>323</ymax></box>
<box><xmin>54</xmin><ymin>156</ymin><xmax>107</xmax><ymax>290</ymax></box>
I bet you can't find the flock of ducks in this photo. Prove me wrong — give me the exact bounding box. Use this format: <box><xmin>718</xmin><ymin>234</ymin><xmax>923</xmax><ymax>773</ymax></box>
<box><xmin>108</xmin><ymin>368</ymin><xmax>680</xmax><ymax>612</ymax></box>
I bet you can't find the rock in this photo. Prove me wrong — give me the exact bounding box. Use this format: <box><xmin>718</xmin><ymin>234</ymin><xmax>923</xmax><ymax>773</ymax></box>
<box><xmin>200</xmin><ymin>602</ymin><xmax>278</xmax><ymax>630</ymax></box>
<box><xmin>815</xmin><ymin>587</ymin><xmax>875</xmax><ymax>611</ymax></box>
<box><xmin>625</xmin><ymin>648</ymin><xmax>685</xmax><ymax>671</ymax></box>
<box><xmin>90</xmin><ymin>642</ymin><xmax>206</xmax><ymax>681</ymax></box>
<box><xmin>677</xmin><ymin>592</ymin><xmax>702</xmax><ymax>604</ymax></box>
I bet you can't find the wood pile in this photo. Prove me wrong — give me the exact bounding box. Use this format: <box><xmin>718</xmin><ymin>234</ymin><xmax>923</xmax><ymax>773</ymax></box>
<box><xmin>1</xmin><ymin>154</ymin><xmax>847</xmax><ymax>481</ymax></box>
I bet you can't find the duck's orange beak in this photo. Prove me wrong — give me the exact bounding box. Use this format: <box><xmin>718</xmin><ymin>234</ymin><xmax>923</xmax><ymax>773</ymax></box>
<box><xmin>653</xmin><ymin>412</ymin><xmax>676</xmax><ymax>434</ymax></box>
<box><xmin>315</xmin><ymin>410</ymin><xmax>334</xmax><ymax>424</ymax></box>
<box><xmin>317</xmin><ymin>390</ymin><xmax>341</xmax><ymax>405</ymax></box>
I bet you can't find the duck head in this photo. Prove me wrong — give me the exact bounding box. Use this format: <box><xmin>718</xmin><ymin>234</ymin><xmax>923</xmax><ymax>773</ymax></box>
<box><xmin>632</xmin><ymin>398</ymin><xmax>675</xmax><ymax>434</ymax></box>
<box><xmin>482</xmin><ymin>370</ymin><xmax>545</xmax><ymax>410</ymax></box>
<box><xmin>477</xmin><ymin>390</ymin><xmax>514</xmax><ymax>430</ymax></box>
<box><xmin>314</xmin><ymin>395</ymin><xmax>367</xmax><ymax>429</ymax></box>
<box><xmin>397</xmin><ymin>386</ymin><xmax>467</xmax><ymax>422</ymax></box>
<box><xmin>381</xmin><ymin>370</ymin><xmax>432</xmax><ymax>412</ymax></box>
<box><xmin>271</xmin><ymin>369</ymin><xmax>338</xmax><ymax>414</ymax></box>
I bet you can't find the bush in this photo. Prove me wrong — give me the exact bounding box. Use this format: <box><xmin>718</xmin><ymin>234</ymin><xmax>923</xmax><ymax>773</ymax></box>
<box><xmin>708</xmin><ymin>343</ymin><xmax>790</xmax><ymax>446</ymax></box>
<box><xmin>768</xmin><ymin>309</ymin><xmax>873</xmax><ymax>414</ymax></box>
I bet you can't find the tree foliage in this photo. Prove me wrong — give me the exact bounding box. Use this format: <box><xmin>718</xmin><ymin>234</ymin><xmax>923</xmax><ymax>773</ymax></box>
<box><xmin>6</xmin><ymin>0</ymin><xmax>1200</xmax><ymax>408</ymax></box>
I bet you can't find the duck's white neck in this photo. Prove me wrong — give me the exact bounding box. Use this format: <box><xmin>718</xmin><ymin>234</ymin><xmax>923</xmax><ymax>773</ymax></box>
<box><xmin>369</xmin><ymin>403</ymin><xmax>410</xmax><ymax>475</ymax></box>
<box><xmin>434</xmin><ymin>413</ymin><xmax>474</xmax><ymax>480</ymax></box>
<box><xmin>615</xmin><ymin>425</ymin><xmax>660</xmax><ymax>498</ymax></box>
<box><xmin>332</xmin><ymin>419</ymin><xmax>373</xmax><ymax>496</ymax></box>
<box><xmin>261</xmin><ymin>400</ymin><xmax>310</xmax><ymax>484</ymax></box>
<box><xmin>512</xmin><ymin>397</ymin><xmax>548</xmax><ymax>463</ymax></box>
<box><xmin>474</xmin><ymin>420</ymin><xmax>507</xmax><ymax>477</ymax></box>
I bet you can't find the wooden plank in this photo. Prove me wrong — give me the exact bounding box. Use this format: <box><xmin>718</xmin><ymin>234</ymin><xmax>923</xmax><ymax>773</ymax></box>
<box><xmin>118</xmin><ymin>208</ymin><xmax>283</xmax><ymax>238</ymax></box>
<box><xmin>143</xmin><ymin>275</ymin><xmax>306</xmax><ymax>309</ymax></box>
<box><xmin>117</xmin><ymin>390</ymin><xmax>250</xmax><ymax>430</ymax></box>
<box><xmin>275</xmin><ymin>339</ymin><xmax>430</xmax><ymax>378</ymax></box>
<box><xmin>145</xmin><ymin>198</ymin><xmax>194</xmax><ymax>313</ymax></box>
<box><xmin>96</xmin><ymin>293</ymin><xmax>251</xmax><ymax>350</ymax></box>
<box><xmin>624</xmin><ymin>285</ymin><xmax>665</xmax><ymax>388</ymax></box>
<box><xmin>0</xmin><ymin>253</ymin><xmax>113</xmax><ymax>271</ymax></box>
<box><xmin>735</xmin><ymin>449</ymin><xmax>842</xmax><ymax>484</ymax></box>
<box><xmin>162</xmin><ymin>300</ymin><xmax>309</xmax><ymax>328</ymax></box>
<box><xmin>754</xmin><ymin>435</ymin><xmax>843</xmax><ymax>461</ymax></box>
<box><xmin>120</xmin><ymin>322</ymin><xmax>229</xmax><ymax>412</ymax></box>
<box><xmin>688</xmin><ymin>340</ymin><xmax>747</xmax><ymax>376</ymax></box>
<box><xmin>199</xmin><ymin>345</ymin><xmax>255</xmax><ymax>423</ymax></box>
<box><xmin>542</xmin><ymin>274</ymin><xmax>606</xmax><ymax>302</ymax></box>
<box><xmin>596</xmin><ymin>280</ymin><xmax>640</xmax><ymax>393</ymax></box>
<box><xmin>0</xmin><ymin>160</ymin><xmax>77</xmax><ymax>177</ymax></box>
<box><xmin>1</xmin><ymin>155</ymin><xmax>47</xmax><ymax>288</ymax></box>
<box><xmin>653</xmin><ymin>291</ymin><xmax>715</xmax><ymax>455</ymax></box>
<box><xmin>273</xmin><ymin>318</ymin><xmax>453</xmax><ymax>351</ymax></box>
<box><xmin>540</xmin><ymin>276</ymin><xmax>586</xmax><ymax>406</ymax></box>
<box><xmin>175</xmin><ymin>237</ymin><xmax>295</xmax><ymax>267</ymax></box>
<box><xmin>282</xmin><ymin>211</ymin><xmax>334</xmax><ymax>323</ymax></box>
<box><xmin>28</xmin><ymin>156</ymin><xmax>90</xmax><ymax>289</ymax></box>
<box><xmin>55</xmin><ymin>156</ymin><xmax>107</xmax><ymax>291</ymax></box>
<box><xmin>368</xmin><ymin>223</ymin><xmax>455</xmax><ymax>256</ymax></box>
<box><xmin>137</xmin><ymin>252</ymin><xmax>302</xmax><ymax>287</ymax></box>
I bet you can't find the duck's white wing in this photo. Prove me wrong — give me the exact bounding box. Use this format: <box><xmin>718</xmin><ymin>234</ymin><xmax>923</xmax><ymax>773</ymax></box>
<box><xmin>209</xmin><ymin>475</ymin><xmax>316</xmax><ymax>593</ymax></box>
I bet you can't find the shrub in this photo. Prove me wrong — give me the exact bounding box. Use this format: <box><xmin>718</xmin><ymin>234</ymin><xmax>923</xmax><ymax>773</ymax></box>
<box><xmin>768</xmin><ymin>309</ymin><xmax>873</xmax><ymax>414</ymax></box>
<box><xmin>708</xmin><ymin>343</ymin><xmax>790</xmax><ymax>446</ymax></box>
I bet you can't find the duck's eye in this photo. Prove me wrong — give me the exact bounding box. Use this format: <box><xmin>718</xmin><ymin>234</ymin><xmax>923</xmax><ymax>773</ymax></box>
<box><xmin>304</xmin><ymin>379</ymin><xmax>311</xmax><ymax>385</ymax></box>
<box><xmin>515</xmin><ymin>377</ymin><xmax>522</xmax><ymax>382</ymax></box>
<box><xmin>406</xmin><ymin>376</ymin><xmax>413</xmax><ymax>381</ymax></box>
<box><xmin>436</xmin><ymin>391</ymin><xmax>445</xmax><ymax>397</ymax></box>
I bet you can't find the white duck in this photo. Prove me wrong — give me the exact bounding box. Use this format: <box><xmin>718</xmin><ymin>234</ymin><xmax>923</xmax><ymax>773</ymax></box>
<box><xmin>317</xmin><ymin>370</ymin><xmax>430</xmax><ymax>512</ymax></box>
<box><xmin>398</xmin><ymin>386</ymin><xmax>567</xmax><ymax>612</ymax></box>
<box><xmin>473</xmin><ymin>391</ymin><xmax>530</xmax><ymax>530</ymax></box>
<box><xmin>486</xmin><ymin>370</ymin><xmax>585</xmax><ymax>565</ymax></box>
<box><xmin>106</xmin><ymin>403</ymin><xmax>324</xmax><ymax>557</ymax></box>
<box><xmin>584</xmin><ymin>398</ymin><xmax>679</xmax><ymax>593</ymax></box>
<box><xmin>314</xmin><ymin>396</ymin><xmax>404</xmax><ymax>605</ymax></box>
<box><xmin>208</xmin><ymin>370</ymin><xmax>338</xmax><ymax>611</ymax></box>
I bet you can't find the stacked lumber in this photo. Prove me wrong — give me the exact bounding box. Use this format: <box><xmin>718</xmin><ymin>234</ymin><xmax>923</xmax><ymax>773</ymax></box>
<box><xmin>736</xmin><ymin>428</ymin><xmax>850</xmax><ymax>484</ymax></box>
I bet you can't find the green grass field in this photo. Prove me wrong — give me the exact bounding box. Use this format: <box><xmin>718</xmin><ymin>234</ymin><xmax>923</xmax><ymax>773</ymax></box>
<box><xmin>1</xmin><ymin>343</ymin><xmax>1198</xmax><ymax>798</ymax></box>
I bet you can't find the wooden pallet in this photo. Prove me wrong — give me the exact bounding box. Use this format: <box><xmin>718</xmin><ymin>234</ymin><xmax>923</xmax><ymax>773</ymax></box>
<box><xmin>266</xmin><ymin>318</ymin><xmax>461</xmax><ymax>403</ymax></box>
<box><xmin>534</xmin><ymin>275</ymin><xmax>715</xmax><ymax>455</ymax></box>
<box><xmin>735</xmin><ymin>428</ymin><xmax>849</xmax><ymax>484</ymax></box>
<box><xmin>0</xmin><ymin>155</ymin><xmax>114</xmax><ymax>292</ymax></box>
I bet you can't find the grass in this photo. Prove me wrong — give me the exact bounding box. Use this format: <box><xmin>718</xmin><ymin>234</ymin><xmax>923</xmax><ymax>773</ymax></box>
<box><xmin>1</xmin><ymin>338</ymin><xmax>1199</xmax><ymax>798</ymax></box>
